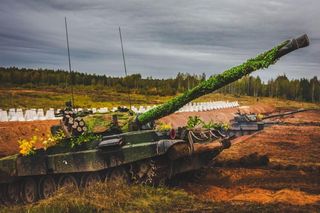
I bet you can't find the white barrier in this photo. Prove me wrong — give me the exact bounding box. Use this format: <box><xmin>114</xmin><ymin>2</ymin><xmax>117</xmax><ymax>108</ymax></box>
<box><xmin>8</xmin><ymin>108</ymin><xmax>18</xmax><ymax>121</ymax></box>
<box><xmin>97</xmin><ymin>107</ymin><xmax>108</xmax><ymax>113</ymax></box>
<box><xmin>16</xmin><ymin>109</ymin><xmax>25</xmax><ymax>121</ymax></box>
<box><xmin>0</xmin><ymin>101</ymin><xmax>240</xmax><ymax>122</ymax></box>
<box><xmin>0</xmin><ymin>110</ymin><xmax>9</xmax><ymax>122</ymax></box>
<box><xmin>177</xmin><ymin>101</ymin><xmax>239</xmax><ymax>113</ymax></box>
<box><xmin>37</xmin><ymin>109</ymin><xmax>46</xmax><ymax>120</ymax></box>
<box><xmin>45</xmin><ymin>109</ymin><xmax>56</xmax><ymax>120</ymax></box>
<box><xmin>25</xmin><ymin>109</ymin><xmax>37</xmax><ymax>121</ymax></box>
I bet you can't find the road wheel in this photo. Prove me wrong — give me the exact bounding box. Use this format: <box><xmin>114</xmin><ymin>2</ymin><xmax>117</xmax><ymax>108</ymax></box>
<box><xmin>0</xmin><ymin>185</ymin><xmax>10</xmax><ymax>206</ymax></box>
<box><xmin>0</xmin><ymin>185</ymin><xmax>6</xmax><ymax>205</ymax></box>
<box><xmin>58</xmin><ymin>175</ymin><xmax>78</xmax><ymax>190</ymax></box>
<box><xmin>39</xmin><ymin>176</ymin><xmax>56</xmax><ymax>199</ymax></box>
<box><xmin>131</xmin><ymin>159</ymin><xmax>168</xmax><ymax>186</ymax></box>
<box><xmin>0</xmin><ymin>185</ymin><xmax>3</xmax><ymax>205</ymax></box>
<box><xmin>81</xmin><ymin>173</ymin><xmax>101</xmax><ymax>189</ymax></box>
<box><xmin>106</xmin><ymin>167</ymin><xmax>130</xmax><ymax>184</ymax></box>
<box><xmin>21</xmin><ymin>178</ymin><xmax>38</xmax><ymax>204</ymax></box>
<box><xmin>6</xmin><ymin>182</ymin><xmax>20</xmax><ymax>204</ymax></box>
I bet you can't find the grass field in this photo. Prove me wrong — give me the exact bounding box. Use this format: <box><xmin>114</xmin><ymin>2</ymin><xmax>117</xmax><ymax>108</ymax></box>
<box><xmin>2</xmin><ymin>182</ymin><xmax>317</xmax><ymax>213</ymax></box>
<box><xmin>1</xmin><ymin>87</ymin><xmax>319</xmax><ymax>110</ymax></box>
<box><xmin>0</xmin><ymin>86</ymin><xmax>172</xmax><ymax>110</ymax></box>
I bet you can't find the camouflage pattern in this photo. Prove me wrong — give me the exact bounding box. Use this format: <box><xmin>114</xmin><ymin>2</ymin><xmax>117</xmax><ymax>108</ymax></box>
<box><xmin>0</xmin><ymin>130</ymin><xmax>226</xmax><ymax>184</ymax></box>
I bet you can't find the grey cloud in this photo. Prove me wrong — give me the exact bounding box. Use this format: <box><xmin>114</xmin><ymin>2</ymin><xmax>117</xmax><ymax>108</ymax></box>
<box><xmin>0</xmin><ymin>0</ymin><xmax>319</xmax><ymax>80</ymax></box>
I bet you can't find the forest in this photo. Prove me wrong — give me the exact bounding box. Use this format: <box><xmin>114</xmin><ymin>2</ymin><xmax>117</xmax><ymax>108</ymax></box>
<box><xmin>0</xmin><ymin>67</ymin><xmax>319</xmax><ymax>103</ymax></box>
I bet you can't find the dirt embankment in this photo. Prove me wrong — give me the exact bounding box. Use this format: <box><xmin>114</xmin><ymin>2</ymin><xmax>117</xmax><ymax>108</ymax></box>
<box><xmin>0</xmin><ymin>120</ymin><xmax>59</xmax><ymax>157</ymax></box>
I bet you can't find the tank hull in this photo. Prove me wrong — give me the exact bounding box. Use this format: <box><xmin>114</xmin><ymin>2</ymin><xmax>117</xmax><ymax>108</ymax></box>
<box><xmin>0</xmin><ymin>130</ymin><xmax>228</xmax><ymax>204</ymax></box>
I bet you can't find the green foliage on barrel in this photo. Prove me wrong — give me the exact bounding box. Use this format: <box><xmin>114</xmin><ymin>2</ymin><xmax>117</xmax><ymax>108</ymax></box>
<box><xmin>137</xmin><ymin>34</ymin><xmax>309</xmax><ymax>126</ymax></box>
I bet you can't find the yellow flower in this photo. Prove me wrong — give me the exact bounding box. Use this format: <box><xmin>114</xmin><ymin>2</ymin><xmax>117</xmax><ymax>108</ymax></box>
<box><xmin>42</xmin><ymin>131</ymin><xmax>65</xmax><ymax>149</ymax></box>
<box><xmin>222</xmin><ymin>123</ymin><xmax>230</xmax><ymax>130</ymax></box>
<box><xmin>156</xmin><ymin>122</ymin><xmax>172</xmax><ymax>131</ymax></box>
<box><xmin>18</xmin><ymin>138</ymin><xmax>36</xmax><ymax>156</ymax></box>
<box><xmin>257</xmin><ymin>114</ymin><xmax>264</xmax><ymax>121</ymax></box>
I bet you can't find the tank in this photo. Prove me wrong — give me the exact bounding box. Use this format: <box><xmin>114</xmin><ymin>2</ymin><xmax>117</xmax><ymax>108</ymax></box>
<box><xmin>229</xmin><ymin>112</ymin><xmax>265</xmax><ymax>136</ymax></box>
<box><xmin>229</xmin><ymin>108</ymin><xmax>307</xmax><ymax>136</ymax></box>
<box><xmin>0</xmin><ymin>34</ymin><xmax>309</xmax><ymax>205</ymax></box>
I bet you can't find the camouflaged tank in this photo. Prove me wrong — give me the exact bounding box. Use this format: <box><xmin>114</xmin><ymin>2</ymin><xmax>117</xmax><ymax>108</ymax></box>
<box><xmin>229</xmin><ymin>111</ymin><xmax>265</xmax><ymax>136</ymax></box>
<box><xmin>229</xmin><ymin>108</ymin><xmax>307</xmax><ymax>136</ymax></box>
<box><xmin>0</xmin><ymin>34</ymin><xmax>309</xmax><ymax>205</ymax></box>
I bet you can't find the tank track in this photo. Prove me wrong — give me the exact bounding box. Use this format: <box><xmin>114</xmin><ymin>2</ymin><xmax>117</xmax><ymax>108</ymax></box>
<box><xmin>130</xmin><ymin>157</ymin><xmax>168</xmax><ymax>186</ymax></box>
<box><xmin>0</xmin><ymin>157</ymin><xmax>169</xmax><ymax>206</ymax></box>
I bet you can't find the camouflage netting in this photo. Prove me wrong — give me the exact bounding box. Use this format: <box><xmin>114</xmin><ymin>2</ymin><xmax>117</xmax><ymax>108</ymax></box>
<box><xmin>84</xmin><ymin>111</ymin><xmax>136</xmax><ymax>133</ymax></box>
<box><xmin>137</xmin><ymin>40</ymin><xmax>290</xmax><ymax>125</ymax></box>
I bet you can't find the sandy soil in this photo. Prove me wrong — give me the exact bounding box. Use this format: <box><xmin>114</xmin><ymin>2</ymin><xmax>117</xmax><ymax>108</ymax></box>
<box><xmin>183</xmin><ymin>168</ymin><xmax>320</xmax><ymax>205</ymax></box>
<box><xmin>181</xmin><ymin>109</ymin><xmax>320</xmax><ymax>208</ymax></box>
<box><xmin>220</xmin><ymin>125</ymin><xmax>320</xmax><ymax>167</ymax></box>
<box><xmin>0</xmin><ymin>120</ymin><xmax>59</xmax><ymax>157</ymax></box>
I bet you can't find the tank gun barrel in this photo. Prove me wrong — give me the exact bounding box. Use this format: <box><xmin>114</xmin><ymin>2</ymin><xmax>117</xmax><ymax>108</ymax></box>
<box><xmin>262</xmin><ymin>109</ymin><xmax>307</xmax><ymax>120</ymax></box>
<box><xmin>136</xmin><ymin>34</ymin><xmax>309</xmax><ymax>126</ymax></box>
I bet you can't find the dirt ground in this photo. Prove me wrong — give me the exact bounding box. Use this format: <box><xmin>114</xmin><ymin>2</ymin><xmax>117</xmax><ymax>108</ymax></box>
<box><xmin>0</xmin><ymin>105</ymin><xmax>319</xmax><ymax>210</ymax></box>
<box><xmin>181</xmin><ymin>109</ymin><xmax>320</xmax><ymax>209</ymax></box>
<box><xmin>0</xmin><ymin>120</ymin><xmax>59</xmax><ymax>157</ymax></box>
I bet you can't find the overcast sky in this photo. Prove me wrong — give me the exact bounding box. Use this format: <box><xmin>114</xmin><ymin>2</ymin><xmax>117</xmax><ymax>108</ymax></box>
<box><xmin>0</xmin><ymin>0</ymin><xmax>319</xmax><ymax>81</ymax></box>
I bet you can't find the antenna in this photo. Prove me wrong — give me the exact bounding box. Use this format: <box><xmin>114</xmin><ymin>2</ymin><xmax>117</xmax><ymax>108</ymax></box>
<box><xmin>119</xmin><ymin>26</ymin><xmax>132</xmax><ymax>110</ymax></box>
<box><xmin>65</xmin><ymin>17</ymin><xmax>75</xmax><ymax>107</ymax></box>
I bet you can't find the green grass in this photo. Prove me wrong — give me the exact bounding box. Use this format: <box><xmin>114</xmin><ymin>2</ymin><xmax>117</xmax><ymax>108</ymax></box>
<box><xmin>0</xmin><ymin>86</ymin><xmax>172</xmax><ymax>110</ymax></box>
<box><xmin>0</xmin><ymin>87</ymin><xmax>319</xmax><ymax>111</ymax></box>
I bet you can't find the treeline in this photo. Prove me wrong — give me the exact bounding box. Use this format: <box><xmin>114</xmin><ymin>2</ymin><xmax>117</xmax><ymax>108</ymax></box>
<box><xmin>0</xmin><ymin>67</ymin><xmax>319</xmax><ymax>102</ymax></box>
<box><xmin>0</xmin><ymin>67</ymin><xmax>205</xmax><ymax>96</ymax></box>
<box><xmin>220</xmin><ymin>75</ymin><xmax>320</xmax><ymax>103</ymax></box>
